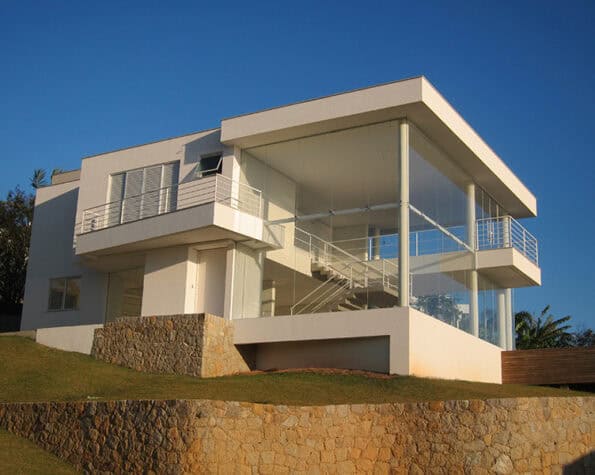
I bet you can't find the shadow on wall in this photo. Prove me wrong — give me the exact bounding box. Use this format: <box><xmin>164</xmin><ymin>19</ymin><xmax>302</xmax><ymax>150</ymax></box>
<box><xmin>180</xmin><ymin>130</ymin><xmax>223</xmax><ymax>184</ymax></box>
<box><xmin>564</xmin><ymin>451</ymin><xmax>594</xmax><ymax>474</ymax></box>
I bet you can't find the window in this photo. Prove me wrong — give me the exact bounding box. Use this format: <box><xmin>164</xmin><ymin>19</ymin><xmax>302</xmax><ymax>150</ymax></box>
<box><xmin>48</xmin><ymin>277</ymin><xmax>81</xmax><ymax>311</ymax></box>
<box><xmin>195</xmin><ymin>153</ymin><xmax>222</xmax><ymax>178</ymax></box>
<box><xmin>108</xmin><ymin>161</ymin><xmax>179</xmax><ymax>225</ymax></box>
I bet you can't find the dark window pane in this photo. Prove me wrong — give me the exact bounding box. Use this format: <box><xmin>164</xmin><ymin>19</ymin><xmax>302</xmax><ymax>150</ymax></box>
<box><xmin>48</xmin><ymin>279</ymin><xmax>65</xmax><ymax>310</ymax></box>
<box><xmin>64</xmin><ymin>278</ymin><xmax>81</xmax><ymax>310</ymax></box>
<box><xmin>197</xmin><ymin>155</ymin><xmax>222</xmax><ymax>177</ymax></box>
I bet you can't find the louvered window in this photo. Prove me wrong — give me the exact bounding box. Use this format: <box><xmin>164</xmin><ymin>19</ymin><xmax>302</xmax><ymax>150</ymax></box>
<box><xmin>108</xmin><ymin>161</ymin><xmax>179</xmax><ymax>225</ymax></box>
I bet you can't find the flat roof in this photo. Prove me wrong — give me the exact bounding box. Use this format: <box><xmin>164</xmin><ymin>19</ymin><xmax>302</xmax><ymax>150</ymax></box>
<box><xmin>81</xmin><ymin>127</ymin><xmax>221</xmax><ymax>160</ymax></box>
<box><xmin>221</xmin><ymin>76</ymin><xmax>537</xmax><ymax>217</ymax></box>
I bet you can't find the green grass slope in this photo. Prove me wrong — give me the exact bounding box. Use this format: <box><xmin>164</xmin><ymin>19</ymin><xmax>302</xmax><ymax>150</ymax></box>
<box><xmin>0</xmin><ymin>336</ymin><xmax>590</xmax><ymax>405</ymax></box>
<box><xmin>0</xmin><ymin>429</ymin><xmax>78</xmax><ymax>474</ymax></box>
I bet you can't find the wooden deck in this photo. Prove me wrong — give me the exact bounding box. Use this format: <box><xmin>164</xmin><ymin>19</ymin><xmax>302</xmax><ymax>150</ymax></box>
<box><xmin>501</xmin><ymin>347</ymin><xmax>595</xmax><ymax>385</ymax></box>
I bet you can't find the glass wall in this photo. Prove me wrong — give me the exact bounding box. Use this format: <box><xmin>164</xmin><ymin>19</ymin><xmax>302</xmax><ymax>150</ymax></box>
<box><xmin>226</xmin><ymin>119</ymin><xmax>511</xmax><ymax>347</ymax></box>
<box><xmin>478</xmin><ymin>274</ymin><xmax>502</xmax><ymax>345</ymax></box>
<box><xmin>105</xmin><ymin>267</ymin><xmax>144</xmax><ymax>322</ymax></box>
<box><xmin>407</xmin><ymin>124</ymin><xmax>510</xmax><ymax>346</ymax></box>
<box><xmin>408</xmin><ymin>124</ymin><xmax>475</xmax><ymax>333</ymax></box>
<box><xmin>233</xmin><ymin>121</ymin><xmax>401</xmax><ymax>318</ymax></box>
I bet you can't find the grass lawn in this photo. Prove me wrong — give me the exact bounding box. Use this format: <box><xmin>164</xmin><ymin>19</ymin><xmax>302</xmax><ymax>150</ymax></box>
<box><xmin>0</xmin><ymin>429</ymin><xmax>78</xmax><ymax>474</ymax></box>
<box><xmin>0</xmin><ymin>335</ymin><xmax>591</xmax><ymax>405</ymax></box>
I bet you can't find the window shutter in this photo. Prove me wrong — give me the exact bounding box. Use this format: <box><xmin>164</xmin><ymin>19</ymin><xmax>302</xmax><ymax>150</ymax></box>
<box><xmin>160</xmin><ymin>162</ymin><xmax>179</xmax><ymax>213</ymax></box>
<box><xmin>141</xmin><ymin>165</ymin><xmax>162</xmax><ymax>218</ymax></box>
<box><xmin>110</xmin><ymin>161</ymin><xmax>180</xmax><ymax>223</ymax></box>
<box><xmin>122</xmin><ymin>169</ymin><xmax>144</xmax><ymax>222</ymax></box>
<box><xmin>107</xmin><ymin>173</ymin><xmax>125</xmax><ymax>227</ymax></box>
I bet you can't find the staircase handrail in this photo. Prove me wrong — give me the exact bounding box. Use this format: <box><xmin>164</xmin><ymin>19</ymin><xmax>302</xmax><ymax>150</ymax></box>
<box><xmin>291</xmin><ymin>228</ymin><xmax>399</xmax><ymax>315</ymax></box>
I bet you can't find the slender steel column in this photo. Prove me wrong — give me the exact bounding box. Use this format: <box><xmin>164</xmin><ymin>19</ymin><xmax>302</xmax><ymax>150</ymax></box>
<box><xmin>505</xmin><ymin>288</ymin><xmax>514</xmax><ymax>349</ymax></box>
<box><xmin>467</xmin><ymin>182</ymin><xmax>479</xmax><ymax>337</ymax></box>
<box><xmin>399</xmin><ymin>120</ymin><xmax>410</xmax><ymax>307</ymax></box>
<box><xmin>497</xmin><ymin>289</ymin><xmax>507</xmax><ymax>348</ymax></box>
<box><xmin>373</xmin><ymin>227</ymin><xmax>381</xmax><ymax>261</ymax></box>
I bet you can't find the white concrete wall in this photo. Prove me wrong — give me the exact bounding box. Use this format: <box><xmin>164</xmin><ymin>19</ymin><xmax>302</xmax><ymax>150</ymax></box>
<box><xmin>233</xmin><ymin>308</ymin><xmax>410</xmax><ymax>375</ymax></box>
<box><xmin>231</xmin><ymin>244</ymin><xmax>264</xmax><ymax>319</ymax></box>
<box><xmin>36</xmin><ymin>324</ymin><xmax>103</xmax><ymax>354</ymax></box>
<box><xmin>76</xmin><ymin>128</ymin><xmax>227</xmax><ymax>224</ymax></box>
<box><xmin>408</xmin><ymin>308</ymin><xmax>502</xmax><ymax>383</ymax></box>
<box><xmin>234</xmin><ymin>307</ymin><xmax>503</xmax><ymax>382</ymax></box>
<box><xmin>21</xmin><ymin>181</ymin><xmax>108</xmax><ymax>330</ymax></box>
<box><xmin>141</xmin><ymin>246</ymin><xmax>196</xmax><ymax>316</ymax></box>
<box><xmin>240</xmin><ymin>151</ymin><xmax>311</xmax><ymax>276</ymax></box>
<box><xmin>196</xmin><ymin>248</ymin><xmax>226</xmax><ymax>317</ymax></box>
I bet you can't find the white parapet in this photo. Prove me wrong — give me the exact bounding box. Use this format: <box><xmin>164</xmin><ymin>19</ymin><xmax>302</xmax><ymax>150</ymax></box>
<box><xmin>233</xmin><ymin>307</ymin><xmax>503</xmax><ymax>384</ymax></box>
<box><xmin>36</xmin><ymin>324</ymin><xmax>103</xmax><ymax>355</ymax></box>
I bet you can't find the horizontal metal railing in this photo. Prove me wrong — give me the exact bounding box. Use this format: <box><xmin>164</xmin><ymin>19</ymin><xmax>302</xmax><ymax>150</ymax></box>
<box><xmin>331</xmin><ymin>217</ymin><xmax>538</xmax><ymax>265</ymax></box>
<box><xmin>291</xmin><ymin>228</ymin><xmax>398</xmax><ymax>315</ymax></box>
<box><xmin>79</xmin><ymin>174</ymin><xmax>262</xmax><ymax>234</ymax></box>
<box><xmin>476</xmin><ymin>216</ymin><xmax>538</xmax><ymax>265</ymax></box>
<box><xmin>332</xmin><ymin>227</ymin><xmax>468</xmax><ymax>259</ymax></box>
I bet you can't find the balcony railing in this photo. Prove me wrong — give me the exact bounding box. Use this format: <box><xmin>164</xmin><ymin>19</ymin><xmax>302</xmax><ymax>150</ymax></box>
<box><xmin>79</xmin><ymin>174</ymin><xmax>263</xmax><ymax>234</ymax></box>
<box><xmin>330</xmin><ymin>216</ymin><xmax>538</xmax><ymax>265</ymax></box>
<box><xmin>476</xmin><ymin>216</ymin><xmax>538</xmax><ymax>265</ymax></box>
<box><xmin>291</xmin><ymin>227</ymin><xmax>399</xmax><ymax>315</ymax></box>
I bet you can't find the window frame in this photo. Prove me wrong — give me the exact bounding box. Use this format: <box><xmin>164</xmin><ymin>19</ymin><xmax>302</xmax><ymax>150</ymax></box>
<box><xmin>47</xmin><ymin>276</ymin><xmax>81</xmax><ymax>312</ymax></box>
<box><xmin>195</xmin><ymin>153</ymin><xmax>223</xmax><ymax>178</ymax></box>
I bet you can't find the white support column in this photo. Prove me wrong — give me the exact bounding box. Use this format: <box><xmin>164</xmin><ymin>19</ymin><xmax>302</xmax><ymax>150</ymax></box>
<box><xmin>373</xmin><ymin>227</ymin><xmax>381</xmax><ymax>261</ymax></box>
<box><xmin>497</xmin><ymin>289</ymin><xmax>507</xmax><ymax>348</ymax></box>
<box><xmin>467</xmin><ymin>182</ymin><xmax>479</xmax><ymax>337</ymax></box>
<box><xmin>503</xmin><ymin>215</ymin><xmax>512</xmax><ymax>248</ymax></box>
<box><xmin>466</xmin><ymin>182</ymin><xmax>476</xmax><ymax>249</ymax></box>
<box><xmin>399</xmin><ymin>120</ymin><xmax>410</xmax><ymax>307</ymax></box>
<box><xmin>223</xmin><ymin>243</ymin><xmax>237</xmax><ymax>320</ymax></box>
<box><xmin>222</xmin><ymin>145</ymin><xmax>242</xmax><ymax>211</ymax></box>
<box><xmin>469</xmin><ymin>273</ymin><xmax>479</xmax><ymax>337</ymax></box>
<box><xmin>505</xmin><ymin>288</ymin><xmax>514</xmax><ymax>350</ymax></box>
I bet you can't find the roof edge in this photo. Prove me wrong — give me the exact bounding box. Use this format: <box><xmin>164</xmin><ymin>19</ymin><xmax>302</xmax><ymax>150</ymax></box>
<box><xmin>221</xmin><ymin>75</ymin><xmax>425</xmax><ymax>123</ymax></box>
<box><xmin>81</xmin><ymin>127</ymin><xmax>221</xmax><ymax>161</ymax></box>
<box><xmin>420</xmin><ymin>77</ymin><xmax>537</xmax><ymax>217</ymax></box>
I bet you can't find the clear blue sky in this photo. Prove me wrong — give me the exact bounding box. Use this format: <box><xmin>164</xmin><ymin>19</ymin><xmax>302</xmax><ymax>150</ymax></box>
<box><xmin>1</xmin><ymin>1</ymin><xmax>593</xmax><ymax>328</ymax></box>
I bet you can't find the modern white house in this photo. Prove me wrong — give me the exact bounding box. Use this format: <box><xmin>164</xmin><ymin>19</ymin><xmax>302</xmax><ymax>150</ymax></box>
<box><xmin>21</xmin><ymin>77</ymin><xmax>541</xmax><ymax>383</ymax></box>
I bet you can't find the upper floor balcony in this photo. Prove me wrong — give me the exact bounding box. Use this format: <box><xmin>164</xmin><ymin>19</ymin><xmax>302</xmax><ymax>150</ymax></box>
<box><xmin>331</xmin><ymin>215</ymin><xmax>540</xmax><ymax>288</ymax></box>
<box><xmin>75</xmin><ymin>174</ymin><xmax>284</xmax><ymax>257</ymax></box>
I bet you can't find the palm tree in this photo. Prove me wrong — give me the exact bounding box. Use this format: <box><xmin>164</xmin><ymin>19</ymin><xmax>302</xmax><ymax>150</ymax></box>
<box><xmin>30</xmin><ymin>169</ymin><xmax>47</xmax><ymax>189</ymax></box>
<box><xmin>515</xmin><ymin>305</ymin><xmax>573</xmax><ymax>349</ymax></box>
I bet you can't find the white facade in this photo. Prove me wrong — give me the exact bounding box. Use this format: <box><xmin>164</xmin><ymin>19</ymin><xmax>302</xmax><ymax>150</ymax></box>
<box><xmin>21</xmin><ymin>77</ymin><xmax>541</xmax><ymax>382</ymax></box>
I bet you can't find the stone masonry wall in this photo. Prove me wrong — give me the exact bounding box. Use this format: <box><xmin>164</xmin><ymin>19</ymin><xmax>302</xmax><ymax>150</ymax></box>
<box><xmin>91</xmin><ymin>314</ymin><xmax>251</xmax><ymax>378</ymax></box>
<box><xmin>0</xmin><ymin>397</ymin><xmax>593</xmax><ymax>474</ymax></box>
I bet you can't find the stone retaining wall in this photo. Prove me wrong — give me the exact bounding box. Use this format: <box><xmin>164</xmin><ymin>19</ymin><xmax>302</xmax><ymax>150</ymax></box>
<box><xmin>91</xmin><ymin>314</ymin><xmax>252</xmax><ymax>377</ymax></box>
<box><xmin>1</xmin><ymin>397</ymin><xmax>593</xmax><ymax>474</ymax></box>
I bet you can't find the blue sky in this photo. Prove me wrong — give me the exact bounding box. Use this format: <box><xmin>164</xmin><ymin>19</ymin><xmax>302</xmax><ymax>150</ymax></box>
<box><xmin>1</xmin><ymin>1</ymin><xmax>593</xmax><ymax>328</ymax></box>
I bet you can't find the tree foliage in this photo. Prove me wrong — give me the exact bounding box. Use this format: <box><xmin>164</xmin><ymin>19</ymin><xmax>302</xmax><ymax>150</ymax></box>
<box><xmin>30</xmin><ymin>169</ymin><xmax>48</xmax><ymax>189</ymax></box>
<box><xmin>515</xmin><ymin>305</ymin><xmax>574</xmax><ymax>349</ymax></box>
<box><xmin>416</xmin><ymin>294</ymin><xmax>464</xmax><ymax>328</ymax></box>
<box><xmin>572</xmin><ymin>328</ymin><xmax>595</xmax><ymax>347</ymax></box>
<box><xmin>0</xmin><ymin>187</ymin><xmax>34</xmax><ymax>314</ymax></box>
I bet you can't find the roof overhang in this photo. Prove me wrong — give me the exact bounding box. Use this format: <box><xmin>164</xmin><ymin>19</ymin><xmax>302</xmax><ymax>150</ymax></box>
<box><xmin>221</xmin><ymin>76</ymin><xmax>536</xmax><ymax>218</ymax></box>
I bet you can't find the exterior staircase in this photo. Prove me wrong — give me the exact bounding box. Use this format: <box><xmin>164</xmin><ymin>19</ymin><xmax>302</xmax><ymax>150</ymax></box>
<box><xmin>290</xmin><ymin>228</ymin><xmax>399</xmax><ymax>315</ymax></box>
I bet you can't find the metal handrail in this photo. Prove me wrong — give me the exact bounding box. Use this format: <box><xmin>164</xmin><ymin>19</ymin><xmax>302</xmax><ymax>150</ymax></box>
<box><xmin>476</xmin><ymin>216</ymin><xmax>538</xmax><ymax>264</ymax></box>
<box><xmin>290</xmin><ymin>228</ymin><xmax>398</xmax><ymax>315</ymax></box>
<box><xmin>293</xmin><ymin>278</ymin><xmax>352</xmax><ymax>315</ymax></box>
<box><xmin>79</xmin><ymin>174</ymin><xmax>263</xmax><ymax>234</ymax></box>
<box><xmin>332</xmin><ymin>227</ymin><xmax>468</xmax><ymax>258</ymax></box>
